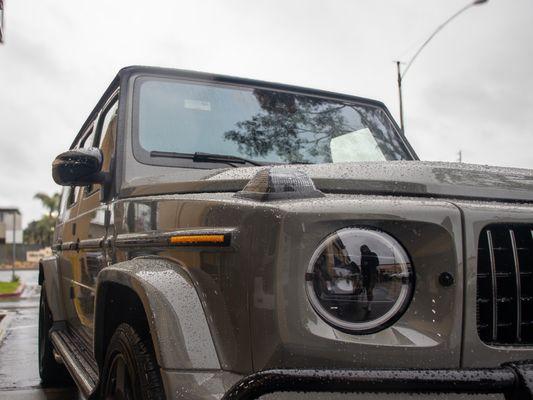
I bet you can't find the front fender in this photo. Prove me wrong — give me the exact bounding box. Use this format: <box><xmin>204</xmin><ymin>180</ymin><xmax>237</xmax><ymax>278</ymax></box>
<box><xmin>39</xmin><ymin>255</ymin><xmax>66</xmax><ymax>321</ymax></box>
<box><xmin>94</xmin><ymin>256</ymin><xmax>220</xmax><ymax>370</ymax></box>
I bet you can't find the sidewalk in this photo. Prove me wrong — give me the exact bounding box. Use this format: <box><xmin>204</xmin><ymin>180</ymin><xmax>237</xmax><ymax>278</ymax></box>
<box><xmin>0</xmin><ymin>280</ymin><xmax>82</xmax><ymax>399</ymax></box>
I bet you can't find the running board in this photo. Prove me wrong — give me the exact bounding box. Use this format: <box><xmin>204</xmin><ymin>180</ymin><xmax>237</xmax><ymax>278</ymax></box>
<box><xmin>50</xmin><ymin>329</ymin><xmax>99</xmax><ymax>397</ymax></box>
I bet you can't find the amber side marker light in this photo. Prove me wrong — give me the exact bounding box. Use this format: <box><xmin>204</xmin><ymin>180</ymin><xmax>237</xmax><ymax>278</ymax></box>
<box><xmin>169</xmin><ymin>234</ymin><xmax>226</xmax><ymax>245</ymax></box>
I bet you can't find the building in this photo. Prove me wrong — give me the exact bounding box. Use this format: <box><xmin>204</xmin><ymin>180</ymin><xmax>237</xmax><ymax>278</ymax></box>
<box><xmin>0</xmin><ymin>208</ymin><xmax>22</xmax><ymax>244</ymax></box>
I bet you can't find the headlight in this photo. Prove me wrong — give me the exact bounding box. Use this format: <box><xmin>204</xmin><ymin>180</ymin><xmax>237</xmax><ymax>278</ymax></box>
<box><xmin>305</xmin><ymin>228</ymin><xmax>414</xmax><ymax>334</ymax></box>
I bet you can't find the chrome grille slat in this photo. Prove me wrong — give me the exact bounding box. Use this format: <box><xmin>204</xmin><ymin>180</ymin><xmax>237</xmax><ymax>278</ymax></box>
<box><xmin>486</xmin><ymin>230</ymin><xmax>498</xmax><ymax>342</ymax></box>
<box><xmin>509</xmin><ymin>229</ymin><xmax>522</xmax><ymax>342</ymax></box>
<box><xmin>477</xmin><ymin>224</ymin><xmax>533</xmax><ymax>345</ymax></box>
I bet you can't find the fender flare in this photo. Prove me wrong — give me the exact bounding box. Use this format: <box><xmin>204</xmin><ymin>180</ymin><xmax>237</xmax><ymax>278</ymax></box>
<box><xmin>39</xmin><ymin>255</ymin><xmax>66</xmax><ymax>321</ymax></box>
<box><xmin>94</xmin><ymin>256</ymin><xmax>221</xmax><ymax>371</ymax></box>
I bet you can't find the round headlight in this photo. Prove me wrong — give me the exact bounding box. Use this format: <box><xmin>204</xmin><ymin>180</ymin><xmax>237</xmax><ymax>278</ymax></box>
<box><xmin>305</xmin><ymin>228</ymin><xmax>414</xmax><ymax>334</ymax></box>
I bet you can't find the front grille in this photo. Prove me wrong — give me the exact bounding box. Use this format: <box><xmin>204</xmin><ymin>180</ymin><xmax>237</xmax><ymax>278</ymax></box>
<box><xmin>477</xmin><ymin>224</ymin><xmax>533</xmax><ymax>345</ymax></box>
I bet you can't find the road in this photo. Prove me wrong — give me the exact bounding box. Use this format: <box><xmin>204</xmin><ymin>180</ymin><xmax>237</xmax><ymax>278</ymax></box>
<box><xmin>0</xmin><ymin>270</ymin><xmax>82</xmax><ymax>399</ymax></box>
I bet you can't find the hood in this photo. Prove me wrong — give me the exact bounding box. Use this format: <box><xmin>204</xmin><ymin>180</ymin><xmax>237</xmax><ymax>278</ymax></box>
<box><xmin>205</xmin><ymin>161</ymin><xmax>533</xmax><ymax>203</ymax></box>
<box><xmin>123</xmin><ymin>161</ymin><xmax>533</xmax><ymax>203</ymax></box>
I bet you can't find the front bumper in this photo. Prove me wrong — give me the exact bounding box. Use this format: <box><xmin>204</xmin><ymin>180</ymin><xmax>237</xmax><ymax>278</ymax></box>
<box><xmin>221</xmin><ymin>364</ymin><xmax>533</xmax><ymax>400</ymax></box>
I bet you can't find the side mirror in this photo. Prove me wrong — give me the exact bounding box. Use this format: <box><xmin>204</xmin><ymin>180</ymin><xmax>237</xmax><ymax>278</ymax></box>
<box><xmin>52</xmin><ymin>147</ymin><xmax>104</xmax><ymax>186</ymax></box>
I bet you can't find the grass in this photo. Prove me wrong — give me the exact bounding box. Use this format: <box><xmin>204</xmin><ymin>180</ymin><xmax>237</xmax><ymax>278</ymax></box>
<box><xmin>0</xmin><ymin>281</ymin><xmax>21</xmax><ymax>295</ymax></box>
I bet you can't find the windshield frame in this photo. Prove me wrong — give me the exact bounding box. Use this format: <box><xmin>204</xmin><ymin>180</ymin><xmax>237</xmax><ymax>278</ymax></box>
<box><xmin>131</xmin><ymin>73</ymin><xmax>417</xmax><ymax>170</ymax></box>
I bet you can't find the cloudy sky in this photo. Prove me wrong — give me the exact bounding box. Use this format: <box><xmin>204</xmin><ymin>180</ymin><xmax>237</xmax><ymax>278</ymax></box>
<box><xmin>0</xmin><ymin>0</ymin><xmax>532</xmax><ymax>226</ymax></box>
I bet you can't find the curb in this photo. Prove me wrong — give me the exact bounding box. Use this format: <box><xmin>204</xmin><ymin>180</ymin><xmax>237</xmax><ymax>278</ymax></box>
<box><xmin>0</xmin><ymin>313</ymin><xmax>12</xmax><ymax>345</ymax></box>
<box><xmin>0</xmin><ymin>283</ymin><xmax>25</xmax><ymax>298</ymax></box>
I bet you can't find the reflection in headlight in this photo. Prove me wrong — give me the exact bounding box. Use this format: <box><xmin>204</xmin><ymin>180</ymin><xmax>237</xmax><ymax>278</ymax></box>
<box><xmin>306</xmin><ymin>228</ymin><xmax>414</xmax><ymax>333</ymax></box>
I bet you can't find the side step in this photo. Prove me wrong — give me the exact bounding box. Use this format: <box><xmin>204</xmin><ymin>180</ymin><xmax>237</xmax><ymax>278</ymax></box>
<box><xmin>50</xmin><ymin>328</ymin><xmax>99</xmax><ymax>397</ymax></box>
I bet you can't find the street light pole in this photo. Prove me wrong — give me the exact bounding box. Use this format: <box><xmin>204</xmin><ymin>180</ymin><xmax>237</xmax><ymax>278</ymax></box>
<box><xmin>396</xmin><ymin>61</ymin><xmax>404</xmax><ymax>132</ymax></box>
<box><xmin>11</xmin><ymin>212</ymin><xmax>16</xmax><ymax>282</ymax></box>
<box><xmin>0</xmin><ymin>0</ymin><xmax>4</xmax><ymax>44</ymax></box>
<box><xmin>396</xmin><ymin>0</ymin><xmax>488</xmax><ymax>134</ymax></box>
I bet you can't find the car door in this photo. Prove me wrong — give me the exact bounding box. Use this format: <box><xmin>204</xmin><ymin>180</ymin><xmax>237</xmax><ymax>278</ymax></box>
<box><xmin>56</xmin><ymin>124</ymin><xmax>95</xmax><ymax>337</ymax></box>
<box><xmin>71</xmin><ymin>94</ymin><xmax>118</xmax><ymax>341</ymax></box>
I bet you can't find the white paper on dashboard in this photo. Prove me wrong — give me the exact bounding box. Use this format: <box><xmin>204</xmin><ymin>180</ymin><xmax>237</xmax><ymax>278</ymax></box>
<box><xmin>330</xmin><ymin>128</ymin><xmax>386</xmax><ymax>162</ymax></box>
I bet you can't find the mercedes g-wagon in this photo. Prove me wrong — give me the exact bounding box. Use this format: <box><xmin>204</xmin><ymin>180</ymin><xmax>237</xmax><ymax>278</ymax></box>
<box><xmin>39</xmin><ymin>66</ymin><xmax>533</xmax><ymax>399</ymax></box>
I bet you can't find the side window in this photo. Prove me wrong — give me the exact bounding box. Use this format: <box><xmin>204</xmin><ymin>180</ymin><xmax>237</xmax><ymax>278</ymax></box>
<box><xmin>82</xmin><ymin>127</ymin><xmax>97</xmax><ymax>195</ymax></box>
<box><xmin>66</xmin><ymin>187</ymin><xmax>77</xmax><ymax>208</ymax></box>
<box><xmin>58</xmin><ymin>186</ymin><xmax>71</xmax><ymax>222</ymax></box>
<box><xmin>67</xmin><ymin>124</ymin><xmax>94</xmax><ymax>207</ymax></box>
<box><xmin>83</xmin><ymin>97</ymin><xmax>118</xmax><ymax>197</ymax></box>
<box><xmin>98</xmin><ymin>99</ymin><xmax>118</xmax><ymax>174</ymax></box>
<box><xmin>80</xmin><ymin>128</ymin><xmax>96</xmax><ymax>149</ymax></box>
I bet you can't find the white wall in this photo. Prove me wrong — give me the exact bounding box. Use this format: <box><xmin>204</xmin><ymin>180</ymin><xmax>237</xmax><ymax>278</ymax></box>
<box><xmin>5</xmin><ymin>230</ymin><xmax>23</xmax><ymax>244</ymax></box>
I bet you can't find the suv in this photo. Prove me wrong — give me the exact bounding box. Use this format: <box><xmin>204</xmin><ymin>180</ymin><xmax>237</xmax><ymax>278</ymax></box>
<box><xmin>39</xmin><ymin>66</ymin><xmax>533</xmax><ymax>399</ymax></box>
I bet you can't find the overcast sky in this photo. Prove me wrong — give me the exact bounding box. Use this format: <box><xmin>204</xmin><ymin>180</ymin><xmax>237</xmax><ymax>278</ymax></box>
<box><xmin>0</xmin><ymin>0</ymin><xmax>532</xmax><ymax>227</ymax></box>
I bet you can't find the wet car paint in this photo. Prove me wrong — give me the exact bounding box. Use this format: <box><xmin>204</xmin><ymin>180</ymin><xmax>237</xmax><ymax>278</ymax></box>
<box><xmin>45</xmin><ymin>66</ymin><xmax>533</xmax><ymax>399</ymax></box>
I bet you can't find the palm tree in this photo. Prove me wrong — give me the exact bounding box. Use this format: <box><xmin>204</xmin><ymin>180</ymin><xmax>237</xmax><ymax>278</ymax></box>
<box><xmin>24</xmin><ymin>192</ymin><xmax>60</xmax><ymax>246</ymax></box>
<box><xmin>33</xmin><ymin>192</ymin><xmax>60</xmax><ymax>218</ymax></box>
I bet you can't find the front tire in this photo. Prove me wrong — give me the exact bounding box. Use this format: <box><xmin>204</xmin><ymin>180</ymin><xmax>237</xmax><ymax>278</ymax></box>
<box><xmin>38</xmin><ymin>285</ymin><xmax>72</xmax><ymax>386</ymax></box>
<box><xmin>100</xmin><ymin>323</ymin><xmax>165</xmax><ymax>400</ymax></box>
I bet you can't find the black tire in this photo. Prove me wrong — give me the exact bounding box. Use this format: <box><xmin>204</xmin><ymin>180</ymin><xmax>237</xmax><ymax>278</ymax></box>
<box><xmin>38</xmin><ymin>285</ymin><xmax>73</xmax><ymax>386</ymax></box>
<box><xmin>100</xmin><ymin>323</ymin><xmax>165</xmax><ymax>400</ymax></box>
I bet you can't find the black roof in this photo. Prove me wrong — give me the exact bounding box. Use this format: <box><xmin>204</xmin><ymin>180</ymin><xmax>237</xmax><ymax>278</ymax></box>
<box><xmin>0</xmin><ymin>208</ymin><xmax>21</xmax><ymax>214</ymax></box>
<box><xmin>117</xmin><ymin>65</ymin><xmax>387</xmax><ymax>107</ymax></box>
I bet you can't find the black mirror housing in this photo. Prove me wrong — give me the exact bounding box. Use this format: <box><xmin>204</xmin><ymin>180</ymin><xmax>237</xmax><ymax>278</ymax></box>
<box><xmin>52</xmin><ymin>147</ymin><xmax>104</xmax><ymax>186</ymax></box>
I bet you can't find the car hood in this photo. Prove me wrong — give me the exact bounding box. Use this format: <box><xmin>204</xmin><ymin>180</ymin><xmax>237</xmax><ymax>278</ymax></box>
<box><xmin>205</xmin><ymin>161</ymin><xmax>533</xmax><ymax>203</ymax></box>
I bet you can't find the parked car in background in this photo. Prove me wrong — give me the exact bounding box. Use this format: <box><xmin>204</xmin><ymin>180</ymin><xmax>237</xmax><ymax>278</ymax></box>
<box><xmin>39</xmin><ymin>66</ymin><xmax>533</xmax><ymax>399</ymax></box>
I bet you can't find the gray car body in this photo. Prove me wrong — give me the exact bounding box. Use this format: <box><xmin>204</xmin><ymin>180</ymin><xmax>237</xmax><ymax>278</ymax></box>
<box><xmin>40</xmin><ymin>66</ymin><xmax>533</xmax><ymax>399</ymax></box>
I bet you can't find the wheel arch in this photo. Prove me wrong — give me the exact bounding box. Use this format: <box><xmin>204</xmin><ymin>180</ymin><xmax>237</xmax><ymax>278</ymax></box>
<box><xmin>94</xmin><ymin>256</ymin><xmax>221</xmax><ymax>371</ymax></box>
<box><xmin>39</xmin><ymin>255</ymin><xmax>66</xmax><ymax>321</ymax></box>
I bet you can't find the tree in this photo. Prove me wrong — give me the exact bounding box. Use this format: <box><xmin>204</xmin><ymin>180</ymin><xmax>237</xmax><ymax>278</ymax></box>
<box><xmin>223</xmin><ymin>89</ymin><xmax>405</xmax><ymax>164</ymax></box>
<box><xmin>24</xmin><ymin>192</ymin><xmax>60</xmax><ymax>246</ymax></box>
<box><xmin>33</xmin><ymin>192</ymin><xmax>60</xmax><ymax>218</ymax></box>
<box><xmin>224</xmin><ymin>90</ymin><xmax>350</xmax><ymax>164</ymax></box>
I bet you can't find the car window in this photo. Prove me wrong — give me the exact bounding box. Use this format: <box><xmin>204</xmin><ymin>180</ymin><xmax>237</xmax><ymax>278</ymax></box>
<box><xmin>134</xmin><ymin>78</ymin><xmax>411</xmax><ymax>167</ymax></box>
<box><xmin>58</xmin><ymin>186</ymin><xmax>71</xmax><ymax>222</ymax></box>
<box><xmin>84</xmin><ymin>98</ymin><xmax>118</xmax><ymax>197</ymax></box>
<box><xmin>97</xmin><ymin>99</ymin><xmax>118</xmax><ymax>174</ymax></box>
<box><xmin>80</xmin><ymin>128</ymin><xmax>96</xmax><ymax>149</ymax></box>
<box><xmin>67</xmin><ymin>125</ymin><xmax>94</xmax><ymax>205</ymax></box>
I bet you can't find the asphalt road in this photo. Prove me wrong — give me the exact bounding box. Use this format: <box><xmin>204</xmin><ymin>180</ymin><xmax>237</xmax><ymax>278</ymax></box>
<box><xmin>0</xmin><ymin>271</ymin><xmax>82</xmax><ymax>399</ymax></box>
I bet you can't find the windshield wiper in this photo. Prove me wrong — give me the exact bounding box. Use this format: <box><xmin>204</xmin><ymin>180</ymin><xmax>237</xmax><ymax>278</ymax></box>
<box><xmin>193</xmin><ymin>152</ymin><xmax>264</xmax><ymax>166</ymax></box>
<box><xmin>149</xmin><ymin>151</ymin><xmax>264</xmax><ymax>167</ymax></box>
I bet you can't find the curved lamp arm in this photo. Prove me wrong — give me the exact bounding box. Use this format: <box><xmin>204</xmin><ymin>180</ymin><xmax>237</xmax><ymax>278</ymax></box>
<box><xmin>401</xmin><ymin>0</ymin><xmax>488</xmax><ymax>80</ymax></box>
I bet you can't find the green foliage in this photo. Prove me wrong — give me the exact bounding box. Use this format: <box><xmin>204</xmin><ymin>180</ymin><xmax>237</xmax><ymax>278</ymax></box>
<box><xmin>33</xmin><ymin>192</ymin><xmax>60</xmax><ymax>218</ymax></box>
<box><xmin>0</xmin><ymin>281</ymin><xmax>20</xmax><ymax>294</ymax></box>
<box><xmin>23</xmin><ymin>192</ymin><xmax>60</xmax><ymax>246</ymax></box>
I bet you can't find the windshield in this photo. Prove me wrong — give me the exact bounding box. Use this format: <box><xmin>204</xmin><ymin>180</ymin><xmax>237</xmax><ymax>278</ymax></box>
<box><xmin>133</xmin><ymin>77</ymin><xmax>412</xmax><ymax>167</ymax></box>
